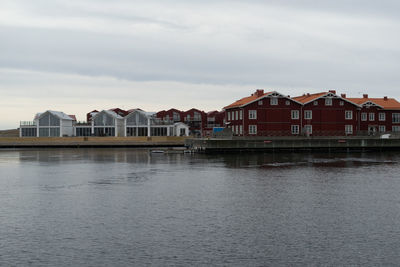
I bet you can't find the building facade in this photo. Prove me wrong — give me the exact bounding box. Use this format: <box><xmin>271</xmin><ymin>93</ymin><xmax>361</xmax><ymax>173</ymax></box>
<box><xmin>20</xmin><ymin>110</ymin><xmax>75</xmax><ymax>137</ymax></box>
<box><xmin>224</xmin><ymin>89</ymin><xmax>400</xmax><ymax>136</ymax></box>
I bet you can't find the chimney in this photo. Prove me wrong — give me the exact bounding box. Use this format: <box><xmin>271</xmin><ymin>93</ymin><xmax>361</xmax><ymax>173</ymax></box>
<box><xmin>363</xmin><ymin>94</ymin><xmax>368</xmax><ymax>98</ymax></box>
<box><xmin>307</xmin><ymin>93</ymin><xmax>310</xmax><ymax>96</ymax></box>
<box><xmin>329</xmin><ymin>90</ymin><xmax>336</xmax><ymax>94</ymax></box>
<box><xmin>341</xmin><ymin>93</ymin><xmax>346</xmax><ymax>98</ymax></box>
<box><xmin>384</xmin><ymin>96</ymin><xmax>388</xmax><ymax>101</ymax></box>
<box><xmin>255</xmin><ymin>89</ymin><xmax>264</xmax><ymax>97</ymax></box>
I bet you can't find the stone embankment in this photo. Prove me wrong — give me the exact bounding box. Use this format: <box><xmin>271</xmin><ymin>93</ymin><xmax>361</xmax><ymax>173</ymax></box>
<box><xmin>185</xmin><ymin>137</ymin><xmax>400</xmax><ymax>153</ymax></box>
<box><xmin>0</xmin><ymin>136</ymin><xmax>186</xmax><ymax>148</ymax></box>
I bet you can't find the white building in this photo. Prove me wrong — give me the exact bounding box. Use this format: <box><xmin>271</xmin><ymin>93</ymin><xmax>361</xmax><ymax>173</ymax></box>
<box><xmin>20</xmin><ymin>109</ymin><xmax>190</xmax><ymax>137</ymax></box>
<box><xmin>20</xmin><ymin>110</ymin><xmax>75</xmax><ymax>137</ymax></box>
<box><xmin>91</xmin><ymin>110</ymin><xmax>124</xmax><ymax>136</ymax></box>
<box><xmin>125</xmin><ymin>109</ymin><xmax>189</xmax><ymax>137</ymax></box>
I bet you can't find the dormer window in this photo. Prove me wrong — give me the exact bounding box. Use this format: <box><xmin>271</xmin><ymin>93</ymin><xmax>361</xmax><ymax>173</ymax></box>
<box><xmin>325</xmin><ymin>98</ymin><xmax>332</xmax><ymax>106</ymax></box>
<box><xmin>270</xmin><ymin>98</ymin><xmax>278</xmax><ymax>105</ymax></box>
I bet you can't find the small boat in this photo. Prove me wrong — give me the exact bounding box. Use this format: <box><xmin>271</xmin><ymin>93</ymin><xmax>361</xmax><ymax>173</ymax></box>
<box><xmin>150</xmin><ymin>150</ymin><xmax>165</xmax><ymax>153</ymax></box>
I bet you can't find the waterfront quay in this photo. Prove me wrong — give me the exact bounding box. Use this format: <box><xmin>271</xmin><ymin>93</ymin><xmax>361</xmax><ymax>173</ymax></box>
<box><xmin>0</xmin><ymin>136</ymin><xmax>186</xmax><ymax>148</ymax></box>
<box><xmin>186</xmin><ymin>136</ymin><xmax>400</xmax><ymax>153</ymax></box>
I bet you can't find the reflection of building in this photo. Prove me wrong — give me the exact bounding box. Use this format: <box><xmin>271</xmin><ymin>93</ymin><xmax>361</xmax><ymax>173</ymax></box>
<box><xmin>20</xmin><ymin>110</ymin><xmax>76</xmax><ymax>137</ymax></box>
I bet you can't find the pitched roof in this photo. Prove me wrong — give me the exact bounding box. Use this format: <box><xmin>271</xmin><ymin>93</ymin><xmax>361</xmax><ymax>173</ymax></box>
<box><xmin>292</xmin><ymin>92</ymin><xmax>328</xmax><ymax>104</ymax></box>
<box><xmin>224</xmin><ymin>91</ymin><xmax>273</xmax><ymax>109</ymax></box>
<box><xmin>68</xmin><ymin>115</ymin><xmax>77</xmax><ymax>121</ymax></box>
<box><xmin>346</xmin><ymin>97</ymin><xmax>400</xmax><ymax>110</ymax></box>
<box><xmin>35</xmin><ymin>110</ymin><xmax>74</xmax><ymax>121</ymax></box>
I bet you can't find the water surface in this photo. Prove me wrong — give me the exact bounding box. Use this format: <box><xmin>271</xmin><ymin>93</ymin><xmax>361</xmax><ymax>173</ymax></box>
<box><xmin>1</xmin><ymin>148</ymin><xmax>400</xmax><ymax>266</ymax></box>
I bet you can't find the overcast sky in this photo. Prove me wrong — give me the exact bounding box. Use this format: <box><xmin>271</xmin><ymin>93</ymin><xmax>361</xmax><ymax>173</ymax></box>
<box><xmin>1</xmin><ymin>0</ymin><xmax>400</xmax><ymax>129</ymax></box>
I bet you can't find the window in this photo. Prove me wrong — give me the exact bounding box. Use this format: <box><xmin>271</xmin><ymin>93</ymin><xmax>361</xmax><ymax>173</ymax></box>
<box><xmin>249</xmin><ymin>125</ymin><xmax>257</xmax><ymax>134</ymax></box>
<box><xmin>313</xmin><ymin>101</ymin><xmax>318</xmax><ymax>106</ymax></box>
<box><xmin>235</xmin><ymin>125</ymin><xmax>239</xmax><ymax>134</ymax></box>
<box><xmin>392</xmin><ymin>126</ymin><xmax>400</xmax><ymax>132</ymax></box>
<box><xmin>291</xmin><ymin>110</ymin><xmax>299</xmax><ymax>120</ymax></box>
<box><xmin>393</xmin><ymin>113</ymin><xmax>400</xmax><ymax>123</ymax></box>
<box><xmin>239</xmin><ymin>125</ymin><xmax>243</xmax><ymax>135</ymax></box>
<box><xmin>239</xmin><ymin>110</ymin><xmax>243</xmax><ymax>120</ymax></box>
<box><xmin>340</xmin><ymin>101</ymin><xmax>344</xmax><ymax>106</ymax></box>
<box><xmin>258</xmin><ymin>100</ymin><xmax>263</xmax><ymax>106</ymax></box>
<box><xmin>285</xmin><ymin>100</ymin><xmax>290</xmax><ymax>106</ymax></box>
<box><xmin>227</xmin><ymin>112</ymin><xmax>231</xmax><ymax>121</ymax></box>
<box><xmin>345</xmin><ymin>125</ymin><xmax>353</xmax><ymax>135</ymax></box>
<box><xmin>369</xmin><ymin>113</ymin><xmax>375</xmax><ymax>121</ymax></box>
<box><xmin>304</xmin><ymin>110</ymin><xmax>312</xmax><ymax>120</ymax></box>
<box><xmin>379</xmin><ymin>126</ymin><xmax>386</xmax><ymax>132</ymax></box>
<box><xmin>304</xmin><ymin>125</ymin><xmax>312</xmax><ymax>134</ymax></box>
<box><xmin>361</xmin><ymin>113</ymin><xmax>367</xmax><ymax>121</ymax></box>
<box><xmin>345</xmin><ymin>110</ymin><xmax>353</xmax><ymax>120</ymax></box>
<box><xmin>249</xmin><ymin>110</ymin><xmax>257</xmax><ymax>119</ymax></box>
<box><xmin>379</xmin><ymin>113</ymin><xmax>386</xmax><ymax>121</ymax></box>
<box><xmin>291</xmin><ymin>125</ymin><xmax>299</xmax><ymax>134</ymax></box>
<box><xmin>325</xmin><ymin>98</ymin><xmax>332</xmax><ymax>106</ymax></box>
<box><xmin>235</xmin><ymin>111</ymin><xmax>238</xmax><ymax>120</ymax></box>
<box><xmin>270</xmin><ymin>98</ymin><xmax>278</xmax><ymax>105</ymax></box>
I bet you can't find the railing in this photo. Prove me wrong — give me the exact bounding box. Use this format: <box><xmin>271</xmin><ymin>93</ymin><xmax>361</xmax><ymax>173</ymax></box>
<box><xmin>20</xmin><ymin>121</ymin><xmax>36</xmax><ymax>126</ymax></box>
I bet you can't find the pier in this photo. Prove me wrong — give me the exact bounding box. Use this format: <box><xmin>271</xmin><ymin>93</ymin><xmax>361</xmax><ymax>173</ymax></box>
<box><xmin>185</xmin><ymin>137</ymin><xmax>400</xmax><ymax>153</ymax></box>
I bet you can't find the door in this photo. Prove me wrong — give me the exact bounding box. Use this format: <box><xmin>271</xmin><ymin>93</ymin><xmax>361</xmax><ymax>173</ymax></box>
<box><xmin>368</xmin><ymin>126</ymin><xmax>377</xmax><ymax>135</ymax></box>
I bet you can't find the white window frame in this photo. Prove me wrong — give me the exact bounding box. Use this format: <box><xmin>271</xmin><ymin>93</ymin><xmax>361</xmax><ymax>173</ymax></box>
<box><xmin>291</xmin><ymin>125</ymin><xmax>299</xmax><ymax>135</ymax></box>
<box><xmin>270</xmin><ymin>98</ymin><xmax>278</xmax><ymax>105</ymax></box>
<box><xmin>345</xmin><ymin>125</ymin><xmax>353</xmax><ymax>135</ymax></box>
<box><xmin>313</xmin><ymin>101</ymin><xmax>318</xmax><ymax>106</ymax></box>
<box><xmin>304</xmin><ymin>110</ymin><xmax>312</xmax><ymax>120</ymax></box>
<box><xmin>361</xmin><ymin>113</ymin><xmax>367</xmax><ymax>121</ymax></box>
<box><xmin>285</xmin><ymin>100</ymin><xmax>290</xmax><ymax>106</ymax></box>
<box><xmin>291</xmin><ymin>110</ymin><xmax>299</xmax><ymax>120</ymax></box>
<box><xmin>227</xmin><ymin>112</ymin><xmax>231</xmax><ymax>121</ymax></box>
<box><xmin>239</xmin><ymin>125</ymin><xmax>243</xmax><ymax>135</ymax></box>
<box><xmin>235</xmin><ymin>111</ymin><xmax>238</xmax><ymax>120</ymax></box>
<box><xmin>304</xmin><ymin>125</ymin><xmax>312</xmax><ymax>134</ymax></box>
<box><xmin>379</xmin><ymin>113</ymin><xmax>386</xmax><ymax>121</ymax></box>
<box><xmin>369</xmin><ymin>113</ymin><xmax>375</xmax><ymax>121</ymax></box>
<box><xmin>393</xmin><ymin>113</ymin><xmax>400</xmax><ymax>123</ymax></box>
<box><xmin>239</xmin><ymin>110</ymin><xmax>243</xmax><ymax>120</ymax></box>
<box><xmin>249</xmin><ymin>110</ymin><xmax>257</xmax><ymax>120</ymax></box>
<box><xmin>379</xmin><ymin>125</ymin><xmax>386</xmax><ymax>132</ymax></box>
<box><xmin>258</xmin><ymin>100</ymin><xmax>263</xmax><ymax>106</ymax></box>
<box><xmin>325</xmin><ymin>98</ymin><xmax>332</xmax><ymax>106</ymax></box>
<box><xmin>249</xmin><ymin>125</ymin><xmax>257</xmax><ymax>135</ymax></box>
<box><xmin>345</xmin><ymin>110</ymin><xmax>353</xmax><ymax>120</ymax></box>
<box><xmin>340</xmin><ymin>101</ymin><xmax>344</xmax><ymax>106</ymax></box>
<box><xmin>392</xmin><ymin>126</ymin><xmax>400</xmax><ymax>132</ymax></box>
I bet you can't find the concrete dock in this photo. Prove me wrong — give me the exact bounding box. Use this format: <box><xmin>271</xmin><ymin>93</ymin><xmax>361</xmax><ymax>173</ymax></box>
<box><xmin>185</xmin><ymin>137</ymin><xmax>400</xmax><ymax>153</ymax></box>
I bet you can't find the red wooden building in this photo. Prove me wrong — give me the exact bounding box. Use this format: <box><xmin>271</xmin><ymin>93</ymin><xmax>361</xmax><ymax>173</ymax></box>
<box><xmin>224</xmin><ymin>89</ymin><xmax>400</xmax><ymax>136</ymax></box>
<box><xmin>292</xmin><ymin>91</ymin><xmax>359</xmax><ymax>136</ymax></box>
<box><xmin>346</xmin><ymin>94</ymin><xmax>400</xmax><ymax>135</ymax></box>
<box><xmin>224</xmin><ymin>89</ymin><xmax>303</xmax><ymax>136</ymax></box>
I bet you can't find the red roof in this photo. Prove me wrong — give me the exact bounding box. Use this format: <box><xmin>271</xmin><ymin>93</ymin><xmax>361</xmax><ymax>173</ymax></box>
<box><xmin>224</xmin><ymin>90</ymin><xmax>273</xmax><ymax>109</ymax></box>
<box><xmin>346</xmin><ymin>97</ymin><xmax>400</xmax><ymax>110</ymax></box>
<box><xmin>292</xmin><ymin>92</ymin><xmax>328</xmax><ymax>104</ymax></box>
<box><xmin>68</xmin><ymin>115</ymin><xmax>77</xmax><ymax>121</ymax></box>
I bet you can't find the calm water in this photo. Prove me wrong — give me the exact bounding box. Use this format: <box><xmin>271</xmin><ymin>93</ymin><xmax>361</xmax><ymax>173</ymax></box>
<box><xmin>1</xmin><ymin>148</ymin><xmax>400</xmax><ymax>266</ymax></box>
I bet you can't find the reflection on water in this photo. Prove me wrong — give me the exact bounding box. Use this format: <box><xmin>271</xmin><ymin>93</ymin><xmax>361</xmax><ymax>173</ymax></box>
<box><xmin>1</xmin><ymin>148</ymin><xmax>400</xmax><ymax>266</ymax></box>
